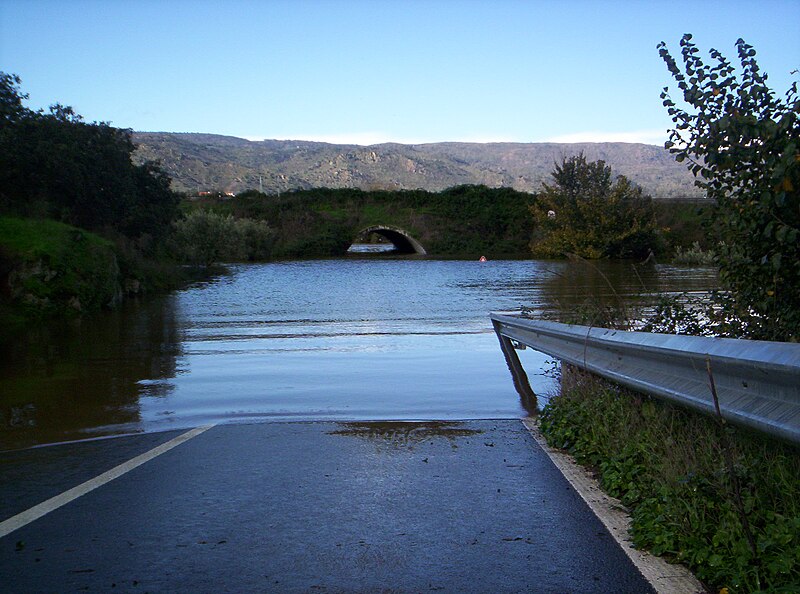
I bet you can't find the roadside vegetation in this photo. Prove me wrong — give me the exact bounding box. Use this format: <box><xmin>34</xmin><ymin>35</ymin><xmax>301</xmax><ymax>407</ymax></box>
<box><xmin>537</xmin><ymin>37</ymin><xmax>799</xmax><ymax>593</ymax></box>
<box><xmin>540</xmin><ymin>369</ymin><xmax>800</xmax><ymax>593</ymax></box>
<box><xmin>658</xmin><ymin>35</ymin><xmax>799</xmax><ymax>342</ymax></box>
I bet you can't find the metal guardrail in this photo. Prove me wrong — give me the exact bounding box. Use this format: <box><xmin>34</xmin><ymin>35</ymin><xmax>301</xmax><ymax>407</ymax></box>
<box><xmin>491</xmin><ymin>313</ymin><xmax>800</xmax><ymax>445</ymax></box>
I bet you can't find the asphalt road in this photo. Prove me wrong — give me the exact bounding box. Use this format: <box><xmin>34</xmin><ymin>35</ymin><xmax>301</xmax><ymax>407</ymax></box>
<box><xmin>0</xmin><ymin>420</ymin><xmax>654</xmax><ymax>593</ymax></box>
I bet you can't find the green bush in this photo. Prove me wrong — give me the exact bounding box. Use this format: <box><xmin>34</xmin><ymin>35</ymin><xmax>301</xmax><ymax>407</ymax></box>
<box><xmin>672</xmin><ymin>241</ymin><xmax>717</xmax><ymax>266</ymax></box>
<box><xmin>173</xmin><ymin>210</ymin><xmax>276</xmax><ymax>265</ymax></box>
<box><xmin>539</xmin><ymin>369</ymin><xmax>800</xmax><ymax>593</ymax></box>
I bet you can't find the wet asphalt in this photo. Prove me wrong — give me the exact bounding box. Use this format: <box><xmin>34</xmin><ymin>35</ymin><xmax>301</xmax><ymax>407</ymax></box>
<box><xmin>0</xmin><ymin>420</ymin><xmax>654</xmax><ymax>593</ymax></box>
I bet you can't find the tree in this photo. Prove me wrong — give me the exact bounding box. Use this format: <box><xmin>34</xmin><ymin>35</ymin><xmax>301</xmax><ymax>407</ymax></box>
<box><xmin>529</xmin><ymin>154</ymin><xmax>659</xmax><ymax>259</ymax></box>
<box><xmin>658</xmin><ymin>35</ymin><xmax>799</xmax><ymax>341</ymax></box>
<box><xmin>0</xmin><ymin>72</ymin><xmax>180</xmax><ymax>249</ymax></box>
<box><xmin>0</xmin><ymin>73</ymin><xmax>28</xmax><ymax>124</ymax></box>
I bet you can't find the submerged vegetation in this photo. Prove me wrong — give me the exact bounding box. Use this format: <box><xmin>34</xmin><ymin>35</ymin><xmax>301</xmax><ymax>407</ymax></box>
<box><xmin>671</xmin><ymin>241</ymin><xmax>717</xmax><ymax>266</ymax></box>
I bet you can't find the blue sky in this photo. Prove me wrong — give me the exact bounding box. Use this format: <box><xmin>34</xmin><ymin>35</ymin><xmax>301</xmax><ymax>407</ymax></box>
<box><xmin>1</xmin><ymin>0</ymin><xmax>798</xmax><ymax>146</ymax></box>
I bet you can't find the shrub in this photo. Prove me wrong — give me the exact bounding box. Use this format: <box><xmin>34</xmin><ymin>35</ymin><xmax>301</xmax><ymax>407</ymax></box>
<box><xmin>672</xmin><ymin>241</ymin><xmax>716</xmax><ymax>266</ymax></box>
<box><xmin>658</xmin><ymin>36</ymin><xmax>799</xmax><ymax>341</ymax></box>
<box><xmin>173</xmin><ymin>210</ymin><xmax>276</xmax><ymax>265</ymax></box>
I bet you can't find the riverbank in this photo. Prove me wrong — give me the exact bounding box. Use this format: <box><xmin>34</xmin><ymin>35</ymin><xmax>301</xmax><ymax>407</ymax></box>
<box><xmin>538</xmin><ymin>368</ymin><xmax>800</xmax><ymax>593</ymax></box>
<box><xmin>0</xmin><ymin>216</ymin><xmax>192</xmax><ymax>338</ymax></box>
<box><xmin>0</xmin><ymin>217</ymin><xmax>119</xmax><ymax>324</ymax></box>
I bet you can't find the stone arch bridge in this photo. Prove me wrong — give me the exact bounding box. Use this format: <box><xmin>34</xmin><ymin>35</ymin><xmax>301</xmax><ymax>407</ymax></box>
<box><xmin>220</xmin><ymin>186</ymin><xmax>535</xmax><ymax>259</ymax></box>
<box><xmin>353</xmin><ymin>225</ymin><xmax>427</xmax><ymax>255</ymax></box>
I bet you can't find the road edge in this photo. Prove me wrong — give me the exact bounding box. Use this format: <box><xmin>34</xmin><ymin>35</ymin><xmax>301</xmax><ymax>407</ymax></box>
<box><xmin>521</xmin><ymin>417</ymin><xmax>706</xmax><ymax>594</ymax></box>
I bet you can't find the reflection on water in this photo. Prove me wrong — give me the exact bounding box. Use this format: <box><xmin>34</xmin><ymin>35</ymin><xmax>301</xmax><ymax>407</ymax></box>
<box><xmin>0</xmin><ymin>296</ymin><xmax>182</xmax><ymax>449</ymax></box>
<box><xmin>0</xmin><ymin>258</ymin><xmax>718</xmax><ymax>449</ymax></box>
<box><xmin>536</xmin><ymin>260</ymin><xmax>716</xmax><ymax>322</ymax></box>
<box><xmin>347</xmin><ymin>243</ymin><xmax>397</xmax><ymax>254</ymax></box>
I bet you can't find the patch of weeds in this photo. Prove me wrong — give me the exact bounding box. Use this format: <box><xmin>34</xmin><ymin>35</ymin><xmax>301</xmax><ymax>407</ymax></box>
<box><xmin>539</xmin><ymin>368</ymin><xmax>800</xmax><ymax>593</ymax></box>
<box><xmin>672</xmin><ymin>241</ymin><xmax>717</xmax><ymax>266</ymax></box>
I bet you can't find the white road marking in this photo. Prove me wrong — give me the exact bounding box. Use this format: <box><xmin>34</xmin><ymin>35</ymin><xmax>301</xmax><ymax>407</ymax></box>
<box><xmin>0</xmin><ymin>424</ymin><xmax>214</xmax><ymax>539</ymax></box>
<box><xmin>521</xmin><ymin>417</ymin><xmax>705</xmax><ymax>594</ymax></box>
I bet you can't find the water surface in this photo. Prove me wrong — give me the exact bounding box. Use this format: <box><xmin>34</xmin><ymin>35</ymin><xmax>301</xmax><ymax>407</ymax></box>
<box><xmin>0</xmin><ymin>257</ymin><xmax>718</xmax><ymax>449</ymax></box>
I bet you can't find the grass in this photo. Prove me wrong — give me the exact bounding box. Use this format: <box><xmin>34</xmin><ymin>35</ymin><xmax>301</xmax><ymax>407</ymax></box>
<box><xmin>0</xmin><ymin>216</ymin><xmax>120</xmax><ymax>318</ymax></box>
<box><xmin>0</xmin><ymin>216</ymin><xmax>109</xmax><ymax>255</ymax></box>
<box><xmin>539</xmin><ymin>367</ymin><xmax>800</xmax><ymax>593</ymax></box>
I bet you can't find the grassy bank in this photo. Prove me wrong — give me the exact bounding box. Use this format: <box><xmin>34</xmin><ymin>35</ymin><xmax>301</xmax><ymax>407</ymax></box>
<box><xmin>538</xmin><ymin>368</ymin><xmax>800</xmax><ymax>593</ymax></box>
<box><xmin>0</xmin><ymin>217</ymin><xmax>121</xmax><ymax>318</ymax></box>
<box><xmin>0</xmin><ymin>216</ymin><xmax>190</xmax><ymax>335</ymax></box>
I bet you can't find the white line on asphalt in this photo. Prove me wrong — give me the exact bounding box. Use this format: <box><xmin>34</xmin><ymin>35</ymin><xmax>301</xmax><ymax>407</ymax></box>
<box><xmin>0</xmin><ymin>424</ymin><xmax>215</xmax><ymax>540</ymax></box>
<box><xmin>521</xmin><ymin>417</ymin><xmax>705</xmax><ymax>594</ymax></box>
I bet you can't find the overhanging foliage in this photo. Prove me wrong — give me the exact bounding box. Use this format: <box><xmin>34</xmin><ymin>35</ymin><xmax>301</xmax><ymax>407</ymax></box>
<box><xmin>658</xmin><ymin>35</ymin><xmax>799</xmax><ymax>341</ymax></box>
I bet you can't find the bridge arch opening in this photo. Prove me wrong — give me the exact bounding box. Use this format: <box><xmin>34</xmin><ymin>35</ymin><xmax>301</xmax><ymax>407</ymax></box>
<box><xmin>348</xmin><ymin>225</ymin><xmax>427</xmax><ymax>255</ymax></box>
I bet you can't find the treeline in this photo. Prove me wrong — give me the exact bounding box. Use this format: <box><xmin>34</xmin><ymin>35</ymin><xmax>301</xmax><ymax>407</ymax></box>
<box><xmin>191</xmin><ymin>168</ymin><xmax>711</xmax><ymax>261</ymax></box>
<box><xmin>190</xmin><ymin>169</ymin><xmax>706</xmax><ymax>262</ymax></box>
<box><xmin>0</xmin><ymin>73</ymin><xmax>186</xmax><ymax>323</ymax></box>
<box><xmin>0</xmin><ymin>74</ymin><xmax>178</xmax><ymax>252</ymax></box>
<box><xmin>191</xmin><ymin>184</ymin><xmax>537</xmax><ymax>258</ymax></box>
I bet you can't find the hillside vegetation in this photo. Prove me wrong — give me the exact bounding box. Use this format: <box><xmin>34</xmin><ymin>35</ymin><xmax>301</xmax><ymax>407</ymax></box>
<box><xmin>0</xmin><ymin>73</ymin><xmax>184</xmax><ymax>327</ymax></box>
<box><xmin>190</xmin><ymin>185</ymin><xmax>536</xmax><ymax>259</ymax></box>
<box><xmin>133</xmin><ymin>133</ymin><xmax>704</xmax><ymax>199</ymax></box>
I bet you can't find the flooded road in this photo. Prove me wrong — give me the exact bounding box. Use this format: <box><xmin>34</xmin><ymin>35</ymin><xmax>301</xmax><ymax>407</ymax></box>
<box><xmin>0</xmin><ymin>257</ymin><xmax>718</xmax><ymax>449</ymax></box>
<box><xmin>0</xmin><ymin>420</ymin><xmax>658</xmax><ymax>593</ymax></box>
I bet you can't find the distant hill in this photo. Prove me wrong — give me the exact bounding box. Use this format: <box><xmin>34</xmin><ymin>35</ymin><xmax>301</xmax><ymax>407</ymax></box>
<box><xmin>132</xmin><ymin>132</ymin><xmax>703</xmax><ymax>199</ymax></box>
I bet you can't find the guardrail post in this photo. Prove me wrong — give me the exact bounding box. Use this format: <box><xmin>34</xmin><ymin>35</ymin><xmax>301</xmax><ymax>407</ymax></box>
<box><xmin>492</xmin><ymin>319</ymin><xmax>538</xmax><ymax>414</ymax></box>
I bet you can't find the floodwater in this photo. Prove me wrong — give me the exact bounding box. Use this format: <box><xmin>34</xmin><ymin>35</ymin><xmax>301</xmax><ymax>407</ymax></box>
<box><xmin>0</xmin><ymin>255</ymin><xmax>718</xmax><ymax>450</ymax></box>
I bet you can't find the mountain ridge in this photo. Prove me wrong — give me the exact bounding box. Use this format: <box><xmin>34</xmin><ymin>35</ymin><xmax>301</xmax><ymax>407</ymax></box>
<box><xmin>132</xmin><ymin>132</ymin><xmax>704</xmax><ymax>199</ymax></box>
